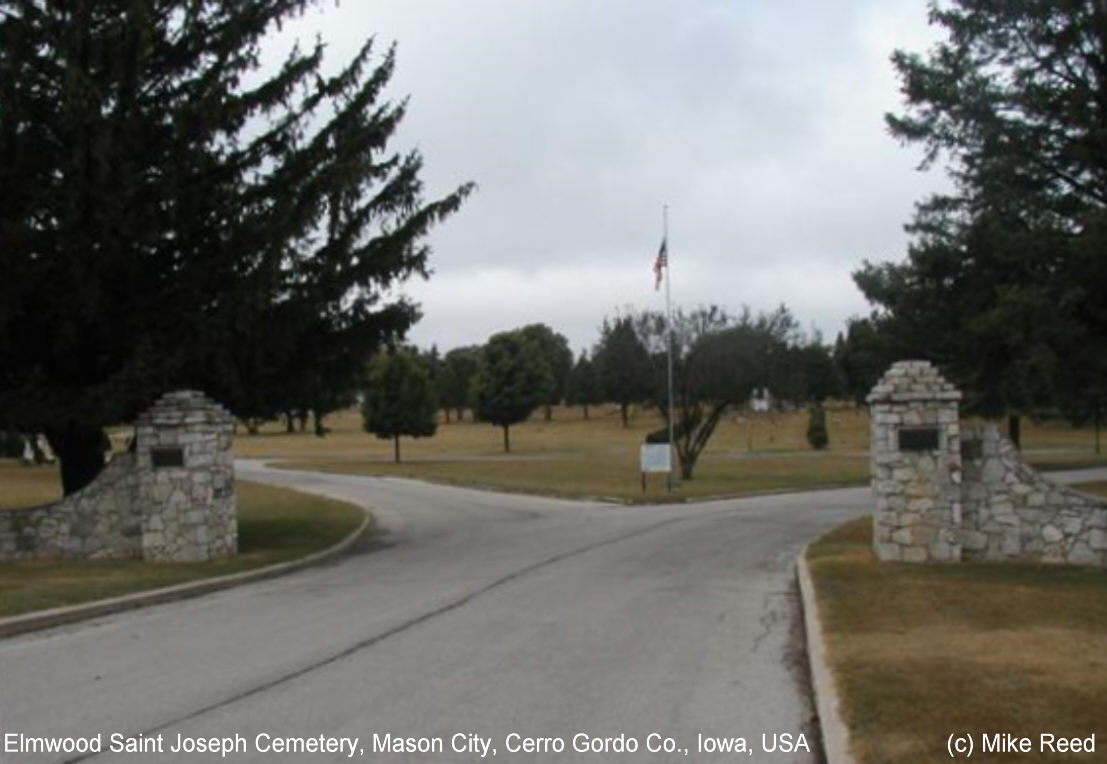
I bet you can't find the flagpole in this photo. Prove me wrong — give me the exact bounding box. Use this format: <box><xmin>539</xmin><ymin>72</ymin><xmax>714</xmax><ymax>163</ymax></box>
<box><xmin>664</xmin><ymin>205</ymin><xmax>675</xmax><ymax>491</ymax></box>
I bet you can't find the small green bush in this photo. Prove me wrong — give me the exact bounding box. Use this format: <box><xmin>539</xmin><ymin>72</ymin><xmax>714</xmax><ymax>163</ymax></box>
<box><xmin>806</xmin><ymin>404</ymin><xmax>829</xmax><ymax>450</ymax></box>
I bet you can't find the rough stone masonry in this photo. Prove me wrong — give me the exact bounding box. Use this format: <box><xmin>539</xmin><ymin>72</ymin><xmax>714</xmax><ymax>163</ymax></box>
<box><xmin>0</xmin><ymin>391</ymin><xmax>236</xmax><ymax>562</ymax></box>
<box><xmin>868</xmin><ymin>361</ymin><xmax>1107</xmax><ymax>567</ymax></box>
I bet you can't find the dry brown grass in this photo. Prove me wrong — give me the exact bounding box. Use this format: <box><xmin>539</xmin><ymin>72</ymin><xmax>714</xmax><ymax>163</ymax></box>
<box><xmin>250</xmin><ymin>405</ymin><xmax>871</xmax><ymax>501</ymax></box>
<box><xmin>278</xmin><ymin>451</ymin><xmax>871</xmax><ymax>502</ymax></box>
<box><xmin>3</xmin><ymin>405</ymin><xmax>1103</xmax><ymax>507</ymax></box>
<box><xmin>0</xmin><ymin>462</ymin><xmax>63</xmax><ymax>509</ymax></box>
<box><xmin>233</xmin><ymin>403</ymin><xmax>873</xmax><ymax>460</ymax></box>
<box><xmin>229</xmin><ymin>404</ymin><xmax>1104</xmax><ymax>501</ymax></box>
<box><xmin>808</xmin><ymin>508</ymin><xmax>1107</xmax><ymax>764</ymax></box>
<box><xmin>233</xmin><ymin>404</ymin><xmax>1106</xmax><ymax>461</ymax></box>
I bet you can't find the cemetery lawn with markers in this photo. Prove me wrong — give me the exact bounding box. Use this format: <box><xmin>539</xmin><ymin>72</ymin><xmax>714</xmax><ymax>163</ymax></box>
<box><xmin>0</xmin><ymin>477</ymin><xmax>364</xmax><ymax>618</ymax></box>
<box><xmin>234</xmin><ymin>405</ymin><xmax>1107</xmax><ymax>503</ymax></box>
<box><xmin>256</xmin><ymin>405</ymin><xmax>873</xmax><ymax>501</ymax></box>
<box><xmin>807</xmin><ymin>492</ymin><xmax>1107</xmax><ymax>764</ymax></box>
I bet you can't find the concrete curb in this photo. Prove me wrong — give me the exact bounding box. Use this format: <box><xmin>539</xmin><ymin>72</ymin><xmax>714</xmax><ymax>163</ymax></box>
<box><xmin>0</xmin><ymin>510</ymin><xmax>373</xmax><ymax>640</ymax></box>
<box><xmin>796</xmin><ymin>545</ymin><xmax>853</xmax><ymax>764</ymax></box>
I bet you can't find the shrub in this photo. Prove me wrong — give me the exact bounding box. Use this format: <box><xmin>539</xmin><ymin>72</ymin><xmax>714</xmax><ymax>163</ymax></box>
<box><xmin>806</xmin><ymin>404</ymin><xmax>829</xmax><ymax>450</ymax></box>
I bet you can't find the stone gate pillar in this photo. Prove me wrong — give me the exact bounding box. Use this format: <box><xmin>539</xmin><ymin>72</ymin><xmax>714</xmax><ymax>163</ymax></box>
<box><xmin>867</xmin><ymin>361</ymin><xmax>962</xmax><ymax>563</ymax></box>
<box><xmin>134</xmin><ymin>391</ymin><xmax>236</xmax><ymax>561</ymax></box>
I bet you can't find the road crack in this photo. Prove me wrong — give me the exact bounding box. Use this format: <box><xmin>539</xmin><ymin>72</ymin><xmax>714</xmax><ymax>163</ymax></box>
<box><xmin>751</xmin><ymin>589</ymin><xmax>791</xmax><ymax>652</ymax></box>
<box><xmin>63</xmin><ymin>508</ymin><xmax>728</xmax><ymax>763</ymax></box>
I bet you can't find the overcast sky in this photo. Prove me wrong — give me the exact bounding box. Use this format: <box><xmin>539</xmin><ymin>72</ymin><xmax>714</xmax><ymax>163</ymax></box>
<box><xmin>273</xmin><ymin>1</ymin><xmax>948</xmax><ymax>354</ymax></box>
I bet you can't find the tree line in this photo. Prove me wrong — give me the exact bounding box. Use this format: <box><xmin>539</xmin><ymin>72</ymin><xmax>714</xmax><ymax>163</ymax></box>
<box><xmin>837</xmin><ymin>0</ymin><xmax>1107</xmax><ymax>451</ymax></box>
<box><xmin>368</xmin><ymin>0</ymin><xmax>1107</xmax><ymax>475</ymax></box>
<box><xmin>0</xmin><ymin>0</ymin><xmax>845</xmax><ymax>492</ymax></box>
<box><xmin>362</xmin><ymin>305</ymin><xmax>843</xmax><ymax>478</ymax></box>
<box><xmin>11</xmin><ymin>1</ymin><xmax>1097</xmax><ymax>495</ymax></box>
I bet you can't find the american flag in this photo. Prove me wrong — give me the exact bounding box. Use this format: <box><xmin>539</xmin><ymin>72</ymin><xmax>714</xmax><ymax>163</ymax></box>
<box><xmin>653</xmin><ymin>238</ymin><xmax>668</xmax><ymax>290</ymax></box>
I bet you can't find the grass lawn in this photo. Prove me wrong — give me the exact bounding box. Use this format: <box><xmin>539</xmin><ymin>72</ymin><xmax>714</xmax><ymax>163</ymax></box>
<box><xmin>277</xmin><ymin>451</ymin><xmax>871</xmax><ymax>502</ymax></box>
<box><xmin>0</xmin><ymin>479</ymin><xmax>364</xmax><ymax>618</ymax></box>
<box><xmin>13</xmin><ymin>405</ymin><xmax>1099</xmax><ymax>505</ymax></box>
<box><xmin>244</xmin><ymin>404</ymin><xmax>877</xmax><ymax>501</ymax></box>
<box><xmin>807</xmin><ymin>487</ymin><xmax>1107</xmax><ymax>763</ymax></box>
<box><xmin>233</xmin><ymin>405</ymin><xmax>1107</xmax><ymax>502</ymax></box>
<box><xmin>0</xmin><ymin>461</ymin><xmax>65</xmax><ymax>508</ymax></box>
<box><xmin>5</xmin><ymin>405</ymin><xmax>1103</xmax><ymax>507</ymax></box>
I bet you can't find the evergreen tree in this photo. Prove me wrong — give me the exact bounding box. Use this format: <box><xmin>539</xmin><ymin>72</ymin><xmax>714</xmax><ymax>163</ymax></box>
<box><xmin>438</xmin><ymin>345</ymin><xmax>481</xmax><ymax>423</ymax></box>
<box><xmin>566</xmin><ymin>351</ymin><xmax>600</xmax><ymax>420</ymax></box>
<box><xmin>855</xmin><ymin>212</ymin><xmax>1068</xmax><ymax>441</ymax></box>
<box><xmin>362</xmin><ymin>350</ymin><xmax>437</xmax><ymax>463</ymax></box>
<box><xmin>418</xmin><ymin>345</ymin><xmax>444</xmax><ymax>419</ymax></box>
<box><xmin>886</xmin><ymin>0</ymin><xmax>1107</xmax><ymax>231</ymax></box>
<box><xmin>0</xmin><ymin>1</ymin><xmax>472</xmax><ymax>493</ymax></box>
<box><xmin>855</xmin><ymin>0</ymin><xmax>1107</xmax><ymax>444</ymax></box>
<box><xmin>773</xmin><ymin>340</ymin><xmax>842</xmax><ymax>406</ymax></box>
<box><xmin>806</xmin><ymin>403</ymin><xmax>829</xmax><ymax>450</ymax></box>
<box><xmin>593</xmin><ymin>317</ymin><xmax>652</xmax><ymax>427</ymax></box>
<box><xmin>833</xmin><ymin>318</ymin><xmax>901</xmax><ymax>404</ymax></box>
<box><xmin>472</xmin><ymin>330</ymin><xmax>550</xmax><ymax>453</ymax></box>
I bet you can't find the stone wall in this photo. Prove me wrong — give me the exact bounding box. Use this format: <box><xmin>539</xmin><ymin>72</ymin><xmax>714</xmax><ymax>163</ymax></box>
<box><xmin>0</xmin><ymin>391</ymin><xmax>236</xmax><ymax>562</ymax></box>
<box><xmin>960</xmin><ymin>424</ymin><xmax>1107</xmax><ymax>566</ymax></box>
<box><xmin>868</xmin><ymin>361</ymin><xmax>1107</xmax><ymax>567</ymax></box>
<box><xmin>0</xmin><ymin>453</ymin><xmax>141</xmax><ymax>560</ymax></box>
<box><xmin>868</xmin><ymin>360</ymin><xmax>963</xmax><ymax>563</ymax></box>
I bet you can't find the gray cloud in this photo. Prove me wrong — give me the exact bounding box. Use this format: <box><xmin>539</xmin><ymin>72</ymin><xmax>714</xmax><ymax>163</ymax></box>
<box><xmin>273</xmin><ymin>0</ymin><xmax>949</xmax><ymax>352</ymax></box>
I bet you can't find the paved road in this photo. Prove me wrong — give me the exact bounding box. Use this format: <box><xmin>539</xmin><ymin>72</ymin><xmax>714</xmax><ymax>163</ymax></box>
<box><xmin>0</xmin><ymin>462</ymin><xmax>987</xmax><ymax>764</ymax></box>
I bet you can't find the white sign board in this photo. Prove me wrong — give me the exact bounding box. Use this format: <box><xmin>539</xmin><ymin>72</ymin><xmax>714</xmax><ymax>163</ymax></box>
<box><xmin>640</xmin><ymin>444</ymin><xmax>672</xmax><ymax>474</ymax></box>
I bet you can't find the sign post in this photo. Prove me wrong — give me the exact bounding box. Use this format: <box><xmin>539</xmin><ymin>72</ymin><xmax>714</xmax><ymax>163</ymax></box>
<box><xmin>640</xmin><ymin>443</ymin><xmax>672</xmax><ymax>493</ymax></box>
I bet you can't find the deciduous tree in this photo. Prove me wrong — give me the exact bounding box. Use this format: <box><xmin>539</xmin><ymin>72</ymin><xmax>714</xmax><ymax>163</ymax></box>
<box><xmin>362</xmin><ymin>350</ymin><xmax>438</xmax><ymax>463</ymax></box>
<box><xmin>634</xmin><ymin>305</ymin><xmax>799</xmax><ymax>479</ymax></box>
<box><xmin>472</xmin><ymin>331</ymin><xmax>550</xmax><ymax>453</ymax></box>
<box><xmin>519</xmin><ymin>324</ymin><xmax>572</xmax><ymax>421</ymax></box>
